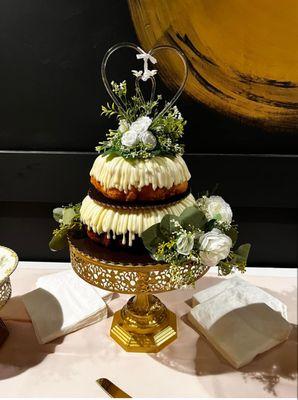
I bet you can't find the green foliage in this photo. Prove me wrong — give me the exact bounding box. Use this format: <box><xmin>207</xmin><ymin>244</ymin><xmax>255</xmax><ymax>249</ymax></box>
<box><xmin>204</xmin><ymin>218</ymin><xmax>217</xmax><ymax>232</ymax></box>
<box><xmin>218</xmin><ymin>244</ymin><xmax>251</xmax><ymax>275</ymax></box>
<box><xmin>159</xmin><ymin>214</ymin><xmax>180</xmax><ymax>237</ymax></box>
<box><xmin>180</xmin><ymin>207</ymin><xmax>207</xmax><ymax>230</ymax></box>
<box><xmin>142</xmin><ymin>203</ymin><xmax>251</xmax><ymax>286</ymax></box>
<box><xmin>97</xmin><ymin>80</ymin><xmax>186</xmax><ymax>159</ymax></box>
<box><xmin>49</xmin><ymin>203</ymin><xmax>82</xmax><ymax>252</ymax></box>
<box><xmin>141</xmin><ymin>223</ymin><xmax>165</xmax><ymax>253</ymax></box>
<box><xmin>101</xmin><ymin>102</ymin><xmax>117</xmax><ymax>118</ymax></box>
<box><xmin>224</xmin><ymin>225</ymin><xmax>239</xmax><ymax>245</ymax></box>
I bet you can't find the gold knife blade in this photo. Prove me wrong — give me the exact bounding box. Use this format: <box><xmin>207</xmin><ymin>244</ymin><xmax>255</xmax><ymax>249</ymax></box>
<box><xmin>96</xmin><ymin>378</ymin><xmax>131</xmax><ymax>398</ymax></box>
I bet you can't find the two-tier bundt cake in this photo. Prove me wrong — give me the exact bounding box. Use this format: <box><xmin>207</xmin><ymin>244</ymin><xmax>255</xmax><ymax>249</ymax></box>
<box><xmin>80</xmin><ymin>154</ymin><xmax>195</xmax><ymax>249</ymax></box>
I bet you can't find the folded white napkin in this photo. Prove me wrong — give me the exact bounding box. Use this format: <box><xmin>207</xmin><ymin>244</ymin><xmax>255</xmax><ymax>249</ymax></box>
<box><xmin>188</xmin><ymin>277</ymin><xmax>292</xmax><ymax>369</ymax></box>
<box><xmin>192</xmin><ymin>276</ymin><xmax>288</xmax><ymax>319</ymax></box>
<box><xmin>36</xmin><ymin>270</ymin><xmax>114</xmax><ymax>304</ymax></box>
<box><xmin>22</xmin><ymin>270</ymin><xmax>112</xmax><ymax>344</ymax></box>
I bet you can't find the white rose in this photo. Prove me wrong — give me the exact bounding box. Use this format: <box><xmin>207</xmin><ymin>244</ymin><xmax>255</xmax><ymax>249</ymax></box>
<box><xmin>176</xmin><ymin>232</ymin><xmax>195</xmax><ymax>256</ymax></box>
<box><xmin>121</xmin><ymin>130</ymin><xmax>139</xmax><ymax>147</ymax></box>
<box><xmin>118</xmin><ymin>119</ymin><xmax>129</xmax><ymax>133</ymax></box>
<box><xmin>204</xmin><ymin>196</ymin><xmax>233</xmax><ymax>224</ymax></box>
<box><xmin>130</xmin><ymin>116</ymin><xmax>152</xmax><ymax>134</ymax></box>
<box><xmin>199</xmin><ymin>228</ymin><xmax>232</xmax><ymax>266</ymax></box>
<box><xmin>139</xmin><ymin>130</ymin><xmax>157</xmax><ymax>149</ymax></box>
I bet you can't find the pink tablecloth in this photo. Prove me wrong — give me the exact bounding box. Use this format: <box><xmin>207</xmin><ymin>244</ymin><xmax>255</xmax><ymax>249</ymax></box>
<box><xmin>0</xmin><ymin>263</ymin><xmax>297</xmax><ymax>398</ymax></box>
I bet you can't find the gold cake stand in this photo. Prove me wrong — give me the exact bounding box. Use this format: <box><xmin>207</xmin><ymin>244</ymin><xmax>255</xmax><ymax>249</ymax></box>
<box><xmin>69</xmin><ymin>236</ymin><xmax>209</xmax><ymax>353</ymax></box>
<box><xmin>0</xmin><ymin>246</ymin><xmax>19</xmax><ymax>309</ymax></box>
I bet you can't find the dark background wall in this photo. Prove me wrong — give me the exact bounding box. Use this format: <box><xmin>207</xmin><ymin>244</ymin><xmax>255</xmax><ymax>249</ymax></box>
<box><xmin>0</xmin><ymin>0</ymin><xmax>297</xmax><ymax>266</ymax></box>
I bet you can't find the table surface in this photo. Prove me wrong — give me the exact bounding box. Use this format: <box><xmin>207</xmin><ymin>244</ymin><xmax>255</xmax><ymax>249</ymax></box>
<box><xmin>0</xmin><ymin>262</ymin><xmax>297</xmax><ymax>398</ymax></box>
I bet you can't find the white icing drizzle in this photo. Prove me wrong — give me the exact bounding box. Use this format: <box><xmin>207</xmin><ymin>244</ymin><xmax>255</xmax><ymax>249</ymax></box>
<box><xmin>90</xmin><ymin>155</ymin><xmax>191</xmax><ymax>192</ymax></box>
<box><xmin>80</xmin><ymin>194</ymin><xmax>196</xmax><ymax>246</ymax></box>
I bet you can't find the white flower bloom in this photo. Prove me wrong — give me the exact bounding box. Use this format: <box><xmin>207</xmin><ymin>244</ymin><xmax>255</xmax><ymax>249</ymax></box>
<box><xmin>121</xmin><ymin>130</ymin><xmax>139</xmax><ymax>147</ymax></box>
<box><xmin>176</xmin><ymin>232</ymin><xmax>195</xmax><ymax>256</ymax></box>
<box><xmin>172</xmin><ymin>105</ymin><xmax>182</xmax><ymax>120</ymax></box>
<box><xmin>202</xmin><ymin>196</ymin><xmax>233</xmax><ymax>224</ymax></box>
<box><xmin>121</xmin><ymin>116</ymin><xmax>154</xmax><ymax>148</ymax></box>
<box><xmin>139</xmin><ymin>130</ymin><xmax>157</xmax><ymax>149</ymax></box>
<box><xmin>130</xmin><ymin>116</ymin><xmax>152</xmax><ymax>134</ymax></box>
<box><xmin>199</xmin><ymin>228</ymin><xmax>232</xmax><ymax>266</ymax></box>
<box><xmin>118</xmin><ymin>119</ymin><xmax>129</xmax><ymax>133</ymax></box>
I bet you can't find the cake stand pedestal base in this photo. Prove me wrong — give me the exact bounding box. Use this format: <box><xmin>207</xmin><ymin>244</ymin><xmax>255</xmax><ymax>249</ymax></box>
<box><xmin>110</xmin><ymin>294</ymin><xmax>177</xmax><ymax>353</ymax></box>
<box><xmin>69</xmin><ymin>235</ymin><xmax>209</xmax><ymax>353</ymax></box>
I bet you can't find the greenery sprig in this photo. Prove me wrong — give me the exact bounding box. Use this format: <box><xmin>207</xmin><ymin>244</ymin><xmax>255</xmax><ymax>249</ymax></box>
<box><xmin>49</xmin><ymin>203</ymin><xmax>82</xmax><ymax>251</ymax></box>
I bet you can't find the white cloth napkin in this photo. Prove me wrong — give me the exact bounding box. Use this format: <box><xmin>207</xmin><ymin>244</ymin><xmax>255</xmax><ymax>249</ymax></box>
<box><xmin>22</xmin><ymin>270</ymin><xmax>112</xmax><ymax>344</ymax></box>
<box><xmin>188</xmin><ymin>276</ymin><xmax>292</xmax><ymax>369</ymax></box>
<box><xmin>192</xmin><ymin>276</ymin><xmax>288</xmax><ymax>319</ymax></box>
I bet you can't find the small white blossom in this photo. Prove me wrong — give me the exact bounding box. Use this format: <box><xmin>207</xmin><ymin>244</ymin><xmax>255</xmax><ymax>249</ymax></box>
<box><xmin>172</xmin><ymin>105</ymin><xmax>182</xmax><ymax>120</ymax></box>
<box><xmin>118</xmin><ymin>119</ymin><xmax>129</xmax><ymax>133</ymax></box>
<box><xmin>176</xmin><ymin>232</ymin><xmax>195</xmax><ymax>256</ymax></box>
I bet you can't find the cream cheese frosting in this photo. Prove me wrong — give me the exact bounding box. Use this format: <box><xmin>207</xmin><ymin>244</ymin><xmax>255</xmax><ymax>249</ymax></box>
<box><xmin>80</xmin><ymin>194</ymin><xmax>196</xmax><ymax>246</ymax></box>
<box><xmin>90</xmin><ymin>154</ymin><xmax>191</xmax><ymax>192</ymax></box>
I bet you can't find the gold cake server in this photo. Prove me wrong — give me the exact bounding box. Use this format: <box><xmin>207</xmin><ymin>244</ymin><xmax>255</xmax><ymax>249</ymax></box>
<box><xmin>96</xmin><ymin>378</ymin><xmax>131</xmax><ymax>398</ymax></box>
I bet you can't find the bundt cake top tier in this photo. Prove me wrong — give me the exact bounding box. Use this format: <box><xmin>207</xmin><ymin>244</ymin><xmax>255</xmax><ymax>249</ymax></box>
<box><xmin>90</xmin><ymin>154</ymin><xmax>191</xmax><ymax>193</ymax></box>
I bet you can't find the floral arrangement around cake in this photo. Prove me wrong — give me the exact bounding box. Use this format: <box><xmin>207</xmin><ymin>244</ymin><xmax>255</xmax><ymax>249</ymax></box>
<box><xmin>142</xmin><ymin>193</ymin><xmax>250</xmax><ymax>285</ymax></box>
<box><xmin>49</xmin><ymin>42</ymin><xmax>250</xmax><ymax>284</ymax></box>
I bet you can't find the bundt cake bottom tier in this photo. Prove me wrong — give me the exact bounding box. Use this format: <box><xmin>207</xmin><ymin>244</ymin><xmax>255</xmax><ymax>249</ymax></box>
<box><xmin>84</xmin><ymin>225</ymin><xmax>145</xmax><ymax>252</ymax></box>
<box><xmin>69</xmin><ymin>231</ymin><xmax>158</xmax><ymax>266</ymax></box>
<box><xmin>80</xmin><ymin>193</ymin><xmax>196</xmax><ymax>247</ymax></box>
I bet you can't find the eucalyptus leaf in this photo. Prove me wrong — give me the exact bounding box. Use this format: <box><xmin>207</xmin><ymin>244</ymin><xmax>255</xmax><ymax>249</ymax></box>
<box><xmin>180</xmin><ymin>206</ymin><xmax>207</xmax><ymax>230</ymax></box>
<box><xmin>49</xmin><ymin>229</ymin><xmax>68</xmax><ymax>252</ymax></box>
<box><xmin>160</xmin><ymin>214</ymin><xmax>180</xmax><ymax>237</ymax></box>
<box><xmin>230</xmin><ymin>243</ymin><xmax>251</xmax><ymax>265</ymax></box>
<box><xmin>142</xmin><ymin>223</ymin><xmax>165</xmax><ymax>253</ymax></box>
<box><xmin>53</xmin><ymin>207</ymin><xmax>63</xmax><ymax>223</ymax></box>
<box><xmin>235</xmin><ymin>243</ymin><xmax>251</xmax><ymax>260</ymax></box>
<box><xmin>62</xmin><ymin>208</ymin><xmax>76</xmax><ymax>225</ymax></box>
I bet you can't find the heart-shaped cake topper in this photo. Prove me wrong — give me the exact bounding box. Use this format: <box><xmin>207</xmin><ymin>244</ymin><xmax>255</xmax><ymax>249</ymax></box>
<box><xmin>101</xmin><ymin>42</ymin><xmax>188</xmax><ymax>122</ymax></box>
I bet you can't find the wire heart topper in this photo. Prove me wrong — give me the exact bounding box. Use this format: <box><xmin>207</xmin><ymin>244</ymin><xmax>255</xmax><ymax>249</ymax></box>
<box><xmin>101</xmin><ymin>42</ymin><xmax>188</xmax><ymax>124</ymax></box>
